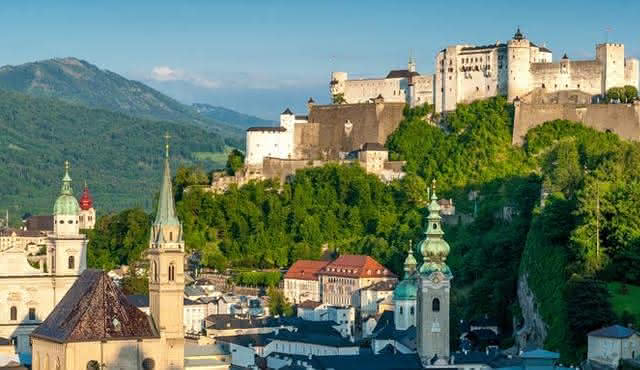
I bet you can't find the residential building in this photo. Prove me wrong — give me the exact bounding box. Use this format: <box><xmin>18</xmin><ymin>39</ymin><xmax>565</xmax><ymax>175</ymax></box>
<box><xmin>588</xmin><ymin>324</ymin><xmax>640</xmax><ymax>367</ymax></box>
<box><xmin>283</xmin><ymin>260</ymin><xmax>329</xmax><ymax>304</ymax></box>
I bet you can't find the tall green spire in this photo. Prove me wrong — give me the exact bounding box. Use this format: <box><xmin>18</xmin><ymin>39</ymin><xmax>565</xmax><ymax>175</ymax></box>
<box><xmin>61</xmin><ymin>160</ymin><xmax>73</xmax><ymax>195</ymax></box>
<box><xmin>418</xmin><ymin>179</ymin><xmax>452</xmax><ymax>277</ymax></box>
<box><xmin>154</xmin><ymin>133</ymin><xmax>180</xmax><ymax>226</ymax></box>
<box><xmin>403</xmin><ymin>240</ymin><xmax>417</xmax><ymax>278</ymax></box>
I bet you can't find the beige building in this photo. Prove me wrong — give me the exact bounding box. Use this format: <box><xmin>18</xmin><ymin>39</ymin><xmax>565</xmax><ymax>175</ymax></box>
<box><xmin>283</xmin><ymin>260</ymin><xmax>330</xmax><ymax>304</ymax></box>
<box><xmin>30</xmin><ymin>143</ymin><xmax>219</xmax><ymax>369</ymax></box>
<box><xmin>588</xmin><ymin>324</ymin><xmax>640</xmax><ymax>368</ymax></box>
<box><xmin>319</xmin><ymin>255</ymin><xmax>396</xmax><ymax>306</ymax></box>
<box><xmin>330</xmin><ymin>57</ymin><xmax>434</xmax><ymax>107</ymax></box>
<box><xmin>0</xmin><ymin>162</ymin><xmax>87</xmax><ymax>355</ymax></box>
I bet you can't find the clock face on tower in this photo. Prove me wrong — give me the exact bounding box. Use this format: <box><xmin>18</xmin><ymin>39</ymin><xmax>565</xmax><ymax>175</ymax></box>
<box><xmin>432</xmin><ymin>273</ymin><xmax>441</xmax><ymax>284</ymax></box>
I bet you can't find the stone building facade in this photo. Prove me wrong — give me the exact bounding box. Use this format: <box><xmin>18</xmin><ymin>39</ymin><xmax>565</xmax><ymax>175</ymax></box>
<box><xmin>330</xmin><ymin>57</ymin><xmax>434</xmax><ymax>107</ymax></box>
<box><xmin>0</xmin><ymin>163</ymin><xmax>87</xmax><ymax>355</ymax></box>
<box><xmin>331</xmin><ymin>28</ymin><xmax>639</xmax><ymax>114</ymax></box>
<box><xmin>31</xmin><ymin>143</ymin><xmax>193</xmax><ymax>369</ymax></box>
<box><xmin>318</xmin><ymin>255</ymin><xmax>396</xmax><ymax>307</ymax></box>
<box><xmin>283</xmin><ymin>260</ymin><xmax>330</xmax><ymax>304</ymax></box>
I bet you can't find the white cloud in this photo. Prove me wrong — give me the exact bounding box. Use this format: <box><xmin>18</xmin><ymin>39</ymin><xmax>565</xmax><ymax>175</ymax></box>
<box><xmin>150</xmin><ymin>66</ymin><xmax>220</xmax><ymax>88</ymax></box>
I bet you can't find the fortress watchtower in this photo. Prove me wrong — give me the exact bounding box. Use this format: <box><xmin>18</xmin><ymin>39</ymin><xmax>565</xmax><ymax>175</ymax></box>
<box><xmin>507</xmin><ymin>28</ymin><xmax>532</xmax><ymax>102</ymax></box>
<box><xmin>330</xmin><ymin>72</ymin><xmax>348</xmax><ymax>97</ymax></box>
<box><xmin>596</xmin><ymin>43</ymin><xmax>626</xmax><ymax>93</ymax></box>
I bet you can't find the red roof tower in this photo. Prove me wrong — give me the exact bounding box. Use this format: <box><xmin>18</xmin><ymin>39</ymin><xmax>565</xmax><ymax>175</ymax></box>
<box><xmin>79</xmin><ymin>182</ymin><xmax>93</xmax><ymax>210</ymax></box>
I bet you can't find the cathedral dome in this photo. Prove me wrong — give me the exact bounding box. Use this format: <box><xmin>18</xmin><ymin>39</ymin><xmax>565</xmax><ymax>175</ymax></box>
<box><xmin>393</xmin><ymin>277</ymin><xmax>417</xmax><ymax>300</ymax></box>
<box><xmin>54</xmin><ymin>194</ymin><xmax>80</xmax><ymax>216</ymax></box>
<box><xmin>53</xmin><ymin>161</ymin><xmax>80</xmax><ymax>216</ymax></box>
<box><xmin>79</xmin><ymin>183</ymin><xmax>93</xmax><ymax>210</ymax></box>
<box><xmin>417</xmin><ymin>181</ymin><xmax>452</xmax><ymax>278</ymax></box>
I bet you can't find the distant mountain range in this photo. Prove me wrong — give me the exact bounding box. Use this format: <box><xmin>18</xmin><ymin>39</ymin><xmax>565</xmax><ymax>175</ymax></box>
<box><xmin>0</xmin><ymin>57</ymin><xmax>277</xmax><ymax>216</ymax></box>
<box><xmin>0</xmin><ymin>57</ymin><xmax>269</xmax><ymax>139</ymax></box>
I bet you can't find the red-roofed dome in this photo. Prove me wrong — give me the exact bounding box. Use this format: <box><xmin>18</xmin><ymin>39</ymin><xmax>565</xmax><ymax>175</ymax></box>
<box><xmin>79</xmin><ymin>183</ymin><xmax>93</xmax><ymax>210</ymax></box>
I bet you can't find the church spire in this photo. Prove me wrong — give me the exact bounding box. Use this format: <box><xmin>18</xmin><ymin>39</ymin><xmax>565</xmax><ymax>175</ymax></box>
<box><xmin>154</xmin><ymin>132</ymin><xmax>180</xmax><ymax>227</ymax></box>
<box><xmin>404</xmin><ymin>240</ymin><xmax>417</xmax><ymax>278</ymax></box>
<box><xmin>418</xmin><ymin>179</ymin><xmax>451</xmax><ymax>277</ymax></box>
<box><xmin>60</xmin><ymin>160</ymin><xmax>73</xmax><ymax>196</ymax></box>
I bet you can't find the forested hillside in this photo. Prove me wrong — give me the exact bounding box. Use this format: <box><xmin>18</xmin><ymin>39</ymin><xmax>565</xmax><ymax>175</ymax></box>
<box><xmin>87</xmin><ymin>98</ymin><xmax>640</xmax><ymax>362</ymax></box>
<box><xmin>0</xmin><ymin>58</ymin><xmax>243</xmax><ymax>146</ymax></box>
<box><xmin>0</xmin><ymin>89</ymin><xmax>228</xmax><ymax>216</ymax></box>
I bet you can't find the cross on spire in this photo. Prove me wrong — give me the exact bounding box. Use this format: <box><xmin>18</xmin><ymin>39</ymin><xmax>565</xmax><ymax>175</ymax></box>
<box><xmin>164</xmin><ymin>131</ymin><xmax>171</xmax><ymax>158</ymax></box>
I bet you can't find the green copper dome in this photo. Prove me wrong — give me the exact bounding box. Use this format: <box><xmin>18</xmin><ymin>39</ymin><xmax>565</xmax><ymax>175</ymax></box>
<box><xmin>53</xmin><ymin>161</ymin><xmax>80</xmax><ymax>216</ymax></box>
<box><xmin>394</xmin><ymin>277</ymin><xmax>417</xmax><ymax>300</ymax></box>
<box><xmin>417</xmin><ymin>180</ymin><xmax>452</xmax><ymax>278</ymax></box>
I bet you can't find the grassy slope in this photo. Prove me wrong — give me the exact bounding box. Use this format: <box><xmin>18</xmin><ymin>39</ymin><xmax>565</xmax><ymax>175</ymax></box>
<box><xmin>608</xmin><ymin>282</ymin><xmax>640</xmax><ymax>317</ymax></box>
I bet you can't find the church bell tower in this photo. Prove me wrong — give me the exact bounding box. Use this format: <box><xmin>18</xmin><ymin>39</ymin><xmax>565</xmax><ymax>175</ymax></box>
<box><xmin>416</xmin><ymin>181</ymin><xmax>453</xmax><ymax>366</ymax></box>
<box><xmin>148</xmin><ymin>133</ymin><xmax>185</xmax><ymax>368</ymax></box>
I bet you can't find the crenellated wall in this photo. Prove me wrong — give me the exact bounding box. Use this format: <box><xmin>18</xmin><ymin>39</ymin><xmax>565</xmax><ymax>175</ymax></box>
<box><xmin>513</xmin><ymin>100</ymin><xmax>640</xmax><ymax>146</ymax></box>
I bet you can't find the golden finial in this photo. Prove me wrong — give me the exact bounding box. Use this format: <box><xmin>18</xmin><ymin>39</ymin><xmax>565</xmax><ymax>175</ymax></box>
<box><xmin>408</xmin><ymin>240</ymin><xmax>413</xmax><ymax>253</ymax></box>
<box><xmin>431</xmin><ymin>178</ymin><xmax>437</xmax><ymax>200</ymax></box>
<box><xmin>163</xmin><ymin>131</ymin><xmax>171</xmax><ymax>158</ymax></box>
<box><xmin>64</xmin><ymin>160</ymin><xmax>69</xmax><ymax>173</ymax></box>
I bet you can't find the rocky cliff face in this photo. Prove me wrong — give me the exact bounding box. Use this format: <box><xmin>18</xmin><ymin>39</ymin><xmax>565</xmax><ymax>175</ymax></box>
<box><xmin>516</xmin><ymin>273</ymin><xmax>547</xmax><ymax>349</ymax></box>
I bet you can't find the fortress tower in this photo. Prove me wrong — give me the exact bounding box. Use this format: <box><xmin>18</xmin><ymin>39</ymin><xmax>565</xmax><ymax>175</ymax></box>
<box><xmin>330</xmin><ymin>72</ymin><xmax>348</xmax><ymax>98</ymax></box>
<box><xmin>148</xmin><ymin>135</ymin><xmax>185</xmax><ymax>368</ymax></box>
<box><xmin>596</xmin><ymin>43</ymin><xmax>626</xmax><ymax>93</ymax></box>
<box><xmin>507</xmin><ymin>28</ymin><xmax>532</xmax><ymax>101</ymax></box>
<box><xmin>417</xmin><ymin>182</ymin><xmax>453</xmax><ymax>366</ymax></box>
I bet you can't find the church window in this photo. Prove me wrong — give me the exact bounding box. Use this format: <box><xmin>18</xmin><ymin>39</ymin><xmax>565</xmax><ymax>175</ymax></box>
<box><xmin>400</xmin><ymin>306</ymin><xmax>404</xmax><ymax>315</ymax></box>
<box><xmin>542</xmin><ymin>84</ymin><xmax>546</xmax><ymax>88</ymax></box>
<box><xmin>433</xmin><ymin>223</ymin><xmax>438</xmax><ymax>229</ymax></box>
<box><xmin>87</xmin><ymin>361</ymin><xmax>100</xmax><ymax>370</ymax></box>
<box><xmin>169</xmin><ymin>264</ymin><xmax>175</xmax><ymax>281</ymax></box>
<box><xmin>169</xmin><ymin>231</ymin><xmax>173</xmax><ymax>241</ymax></box>
<box><xmin>411</xmin><ymin>306</ymin><xmax>415</xmax><ymax>315</ymax></box>
<box><xmin>67</xmin><ymin>220</ymin><xmax>73</xmax><ymax>224</ymax></box>
<box><xmin>432</xmin><ymin>298</ymin><xmax>440</xmax><ymax>312</ymax></box>
<box><xmin>68</xmin><ymin>256</ymin><xmax>75</xmax><ymax>269</ymax></box>
<box><xmin>10</xmin><ymin>306</ymin><xmax>17</xmax><ymax>321</ymax></box>
<box><xmin>59</xmin><ymin>220</ymin><xmax>64</xmax><ymax>224</ymax></box>
<box><xmin>29</xmin><ymin>308</ymin><xmax>36</xmax><ymax>321</ymax></box>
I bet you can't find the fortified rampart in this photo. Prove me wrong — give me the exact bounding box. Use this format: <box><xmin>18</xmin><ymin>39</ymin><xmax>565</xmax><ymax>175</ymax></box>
<box><xmin>513</xmin><ymin>99</ymin><xmax>640</xmax><ymax>146</ymax></box>
<box><xmin>295</xmin><ymin>101</ymin><xmax>405</xmax><ymax>159</ymax></box>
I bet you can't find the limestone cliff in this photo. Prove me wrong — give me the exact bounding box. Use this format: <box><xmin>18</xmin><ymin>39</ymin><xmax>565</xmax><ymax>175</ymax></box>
<box><xmin>515</xmin><ymin>273</ymin><xmax>547</xmax><ymax>350</ymax></box>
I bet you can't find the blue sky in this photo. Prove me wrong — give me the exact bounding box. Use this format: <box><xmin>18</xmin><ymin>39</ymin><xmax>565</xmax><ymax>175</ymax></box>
<box><xmin>0</xmin><ymin>0</ymin><xmax>639</xmax><ymax>118</ymax></box>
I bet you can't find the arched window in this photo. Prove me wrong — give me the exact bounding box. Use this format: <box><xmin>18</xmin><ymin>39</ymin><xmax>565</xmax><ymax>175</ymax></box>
<box><xmin>410</xmin><ymin>306</ymin><xmax>415</xmax><ymax>315</ymax></box>
<box><xmin>29</xmin><ymin>308</ymin><xmax>36</xmax><ymax>321</ymax></box>
<box><xmin>432</xmin><ymin>298</ymin><xmax>440</xmax><ymax>312</ymax></box>
<box><xmin>399</xmin><ymin>306</ymin><xmax>404</xmax><ymax>315</ymax></box>
<box><xmin>142</xmin><ymin>358</ymin><xmax>155</xmax><ymax>370</ymax></box>
<box><xmin>68</xmin><ymin>256</ymin><xmax>75</xmax><ymax>269</ymax></box>
<box><xmin>10</xmin><ymin>306</ymin><xmax>17</xmax><ymax>321</ymax></box>
<box><xmin>86</xmin><ymin>361</ymin><xmax>100</xmax><ymax>370</ymax></box>
<box><xmin>169</xmin><ymin>231</ymin><xmax>173</xmax><ymax>241</ymax></box>
<box><xmin>169</xmin><ymin>264</ymin><xmax>175</xmax><ymax>281</ymax></box>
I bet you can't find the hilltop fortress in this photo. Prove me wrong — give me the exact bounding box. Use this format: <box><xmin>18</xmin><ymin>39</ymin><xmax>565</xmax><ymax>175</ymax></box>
<box><xmin>208</xmin><ymin>29</ymin><xmax>639</xmax><ymax>192</ymax></box>
<box><xmin>331</xmin><ymin>28</ymin><xmax>639</xmax><ymax>114</ymax></box>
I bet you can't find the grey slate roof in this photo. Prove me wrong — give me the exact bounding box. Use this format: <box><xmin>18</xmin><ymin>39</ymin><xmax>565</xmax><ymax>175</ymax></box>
<box><xmin>313</xmin><ymin>353</ymin><xmax>423</xmax><ymax>370</ymax></box>
<box><xmin>216</xmin><ymin>332</ymin><xmax>275</xmax><ymax>347</ymax></box>
<box><xmin>32</xmin><ymin>269</ymin><xmax>158</xmax><ymax>343</ymax></box>
<box><xmin>246</xmin><ymin>126</ymin><xmax>287</xmax><ymax>132</ymax></box>
<box><xmin>588</xmin><ymin>324</ymin><xmax>637</xmax><ymax>339</ymax></box>
<box><xmin>386</xmin><ymin>70</ymin><xmax>420</xmax><ymax>79</ymax></box>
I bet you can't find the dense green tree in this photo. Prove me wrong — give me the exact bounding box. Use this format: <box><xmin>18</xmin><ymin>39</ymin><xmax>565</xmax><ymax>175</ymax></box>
<box><xmin>566</xmin><ymin>277</ymin><xmax>614</xmax><ymax>347</ymax></box>
<box><xmin>225</xmin><ymin>149</ymin><xmax>246</xmax><ymax>176</ymax></box>
<box><xmin>267</xmin><ymin>287</ymin><xmax>293</xmax><ymax>317</ymax></box>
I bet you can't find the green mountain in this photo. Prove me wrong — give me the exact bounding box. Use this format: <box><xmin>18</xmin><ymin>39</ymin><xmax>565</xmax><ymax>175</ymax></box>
<box><xmin>0</xmin><ymin>89</ymin><xmax>225</xmax><ymax>216</ymax></box>
<box><xmin>0</xmin><ymin>57</ymin><xmax>242</xmax><ymax>144</ymax></box>
<box><xmin>192</xmin><ymin>103</ymin><xmax>274</xmax><ymax>129</ymax></box>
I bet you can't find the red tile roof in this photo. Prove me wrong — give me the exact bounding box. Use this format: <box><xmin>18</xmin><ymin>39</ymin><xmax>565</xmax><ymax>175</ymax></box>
<box><xmin>284</xmin><ymin>260</ymin><xmax>330</xmax><ymax>281</ymax></box>
<box><xmin>298</xmin><ymin>300</ymin><xmax>322</xmax><ymax>309</ymax></box>
<box><xmin>319</xmin><ymin>255</ymin><xmax>396</xmax><ymax>278</ymax></box>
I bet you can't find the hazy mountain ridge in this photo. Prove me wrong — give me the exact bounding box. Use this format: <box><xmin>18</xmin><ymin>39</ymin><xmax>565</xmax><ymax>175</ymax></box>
<box><xmin>0</xmin><ymin>57</ymin><xmax>244</xmax><ymax>141</ymax></box>
<box><xmin>192</xmin><ymin>103</ymin><xmax>274</xmax><ymax>128</ymax></box>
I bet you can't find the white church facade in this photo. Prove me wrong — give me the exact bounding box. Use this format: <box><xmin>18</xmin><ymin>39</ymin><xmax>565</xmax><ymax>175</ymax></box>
<box><xmin>0</xmin><ymin>162</ymin><xmax>87</xmax><ymax>355</ymax></box>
